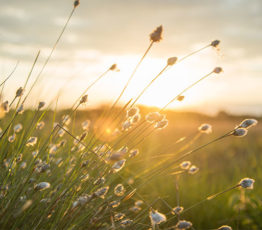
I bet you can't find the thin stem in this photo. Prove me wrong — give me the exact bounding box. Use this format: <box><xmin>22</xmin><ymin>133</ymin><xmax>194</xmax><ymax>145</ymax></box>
<box><xmin>0</xmin><ymin>61</ymin><xmax>19</xmax><ymax>87</ymax></box>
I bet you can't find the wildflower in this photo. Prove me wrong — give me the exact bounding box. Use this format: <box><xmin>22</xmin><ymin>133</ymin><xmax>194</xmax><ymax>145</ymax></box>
<box><xmin>36</xmin><ymin>121</ymin><xmax>45</xmax><ymax>130</ymax></box>
<box><xmin>172</xmin><ymin>206</ymin><xmax>184</xmax><ymax>215</ymax></box>
<box><xmin>217</xmin><ymin>226</ymin><xmax>232</xmax><ymax>230</ymax></box>
<box><xmin>114</xmin><ymin>213</ymin><xmax>125</xmax><ymax>221</ymax></box>
<box><xmin>135</xmin><ymin>200</ymin><xmax>143</xmax><ymax>206</ymax></box>
<box><xmin>167</xmin><ymin>57</ymin><xmax>178</xmax><ymax>66</ymax></box>
<box><xmin>38</xmin><ymin>101</ymin><xmax>45</xmax><ymax>110</ymax></box>
<box><xmin>188</xmin><ymin>165</ymin><xmax>199</xmax><ymax>175</ymax></box>
<box><xmin>26</xmin><ymin>137</ymin><xmax>37</xmax><ymax>147</ymax></box>
<box><xmin>129</xmin><ymin>149</ymin><xmax>139</xmax><ymax>158</ymax></box>
<box><xmin>94</xmin><ymin>186</ymin><xmax>109</xmax><ymax>199</ymax></box>
<box><xmin>80</xmin><ymin>94</ymin><xmax>88</xmax><ymax>104</ymax></box>
<box><xmin>120</xmin><ymin>219</ymin><xmax>133</xmax><ymax>227</ymax></box>
<box><xmin>211</xmin><ymin>40</ymin><xmax>220</xmax><ymax>48</ymax></box>
<box><xmin>175</xmin><ymin>220</ymin><xmax>192</xmax><ymax>229</ymax></box>
<box><xmin>213</xmin><ymin>67</ymin><xmax>223</xmax><ymax>74</ymax></box>
<box><xmin>122</xmin><ymin>120</ymin><xmax>132</xmax><ymax>131</ymax></box>
<box><xmin>180</xmin><ymin>161</ymin><xmax>191</xmax><ymax>170</ymax></box>
<box><xmin>8</xmin><ymin>134</ymin><xmax>16</xmax><ymax>143</ymax></box>
<box><xmin>74</xmin><ymin>0</ymin><xmax>80</xmax><ymax>8</ymax></box>
<box><xmin>1</xmin><ymin>101</ymin><xmax>9</xmax><ymax>113</ymax></box>
<box><xmin>14</xmin><ymin>123</ymin><xmax>23</xmax><ymax>133</ymax></box>
<box><xmin>131</xmin><ymin>113</ymin><xmax>141</xmax><ymax>124</ymax></box>
<box><xmin>149</xmin><ymin>210</ymin><xmax>167</xmax><ymax>225</ymax></box>
<box><xmin>109</xmin><ymin>200</ymin><xmax>121</xmax><ymax>208</ymax></box>
<box><xmin>239</xmin><ymin>178</ymin><xmax>255</xmax><ymax>189</ymax></box>
<box><xmin>177</xmin><ymin>95</ymin><xmax>185</xmax><ymax>101</ymax></box>
<box><xmin>233</xmin><ymin>128</ymin><xmax>248</xmax><ymax>137</ymax></box>
<box><xmin>112</xmin><ymin>159</ymin><xmax>126</xmax><ymax>173</ymax></box>
<box><xmin>198</xmin><ymin>123</ymin><xmax>212</xmax><ymax>134</ymax></box>
<box><xmin>239</xmin><ymin>119</ymin><xmax>258</xmax><ymax>129</ymax></box>
<box><xmin>127</xmin><ymin>107</ymin><xmax>139</xmax><ymax>117</ymax></box>
<box><xmin>114</xmin><ymin>184</ymin><xmax>126</xmax><ymax>196</ymax></box>
<box><xmin>150</xmin><ymin>25</ymin><xmax>163</xmax><ymax>42</ymax></box>
<box><xmin>130</xmin><ymin>205</ymin><xmax>141</xmax><ymax>213</ymax></box>
<box><xmin>34</xmin><ymin>182</ymin><xmax>50</xmax><ymax>191</ymax></box>
<box><xmin>81</xmin><ymin>120</ymin><xmax>90</xmax><ymax>130</ymax></box>
<box><xmin>16</xmin><ymin>87</ymin><xmax>24</xmax><ymax>97</ymax></box>
<box><xmin>17</xmin><ymin>104</ymin><xmax>24</xmax><ymax>114</ymax></box>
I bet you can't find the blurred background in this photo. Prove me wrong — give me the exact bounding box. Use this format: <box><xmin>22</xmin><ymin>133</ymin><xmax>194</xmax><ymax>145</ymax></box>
<box><xmin>0</xmin><ymin>0</ymin><xmax>262</xmax><ymax>115</ymax></box>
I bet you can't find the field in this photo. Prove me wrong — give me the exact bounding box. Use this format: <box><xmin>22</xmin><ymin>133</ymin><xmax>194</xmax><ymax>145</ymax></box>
<box><xmin>0</xmin><ymin>106</ymin><xmax>260</xmax><ymax>229</ymax></box>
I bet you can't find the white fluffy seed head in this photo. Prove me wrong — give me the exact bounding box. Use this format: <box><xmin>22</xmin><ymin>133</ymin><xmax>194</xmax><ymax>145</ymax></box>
<box><xmin>150</xmin><ymin>25</ymin><xmax>163</xmax><ymax>42</ymax></box>
<box><xmin>172</xmin><ymin>206</ymin><xmax>184</xmax><ymax>215</ymax></box>
<box><xmin>180</xmin><ymin>161</ymin><xmax>191</xmax><ymax>170</ymax></box>
<box><xmin>149</xmin><ymin>210</ymin><xmax>167</xmax><ymax>225</ymax></box>
<box><xmin>217</xmin><ymin>225</ymin><xmax>232</xmax><ymax>230</ymax></box>
<box><xmin>26</xmin><ymin>137</ymin><xmax>37</xmax><ymax>147</ymax></box>
<box><xmin>175</xmin><ymin>220</ymin><xmax>192</xmax><ymax>229</ymax></box>
<box><xmin>154</xmin><ymin>119</ymin><xmax>168</xmax><ymax>129</ymax></box>
<box><xmin>114</xmin><ymin>184</ymin><xmax>126</xmax><ymax>196</ymax></box>
<box><xmin>211</xmin><ymin>40</ymin><xmax>220</xmax><ymax>48</ymax></box>
<box><xmin>188</xmin><ymin>165</ymin><xmax>199</xmax><ymax>175</ymax></box>
<box><xmin>14</xmin><ymin>123</ymin><xmax>23</xmax><ymax>133</ymax></box>
<box><xmin>112</xmin><ymin>159</ymin><xmax>126</xmax><ymax>173</ymax></box>
<box><xmin>146</xmin><ymin>112</ymin><xmax>165</xmax><ymax>123</ymax></box>
<box><xmin>17</xmin><ymin>104</ymin><xmax>24</xmax><ymax>114</ymax></box>
<box><xmin>198</xmin><ymin>123</ymin><xmax>212</xmax><ymax>134</ymax></box>
<box><xmin>94</xmin><ymin>186</ymin><xmax>109</xmax><ymax>199</ymax></box>
<box><xmin>167</xmin><ymin>57</ymin><xmax>178</xmax><ymax>66</ymax></box>
<box><xmin>213</xmin><ymin>67</ymin><xmax>223</xmax><ymax>74</ymax></box>
<box><xmin>16</xmin><ymin>87</ymin><xmax>24</xmax><ymax>97</ymax></box>
<box><xmin>38</xmin><ymin>101</ymin><xmax>45</xmax><ymax>110</ymax></box>
<box><xmin>129</xmin><ymin>149</ymin><xmax>139</xmax><ymax>158</ymax></box>
<box><xmin>34</xmin><ymin>182</ymin><xmax>50</xmax><ymax>191</ymax></box>
<box><xmin>74</xmin><ymin>0</ymin><xmax>80</xmax><ymax>8</ymax></box>
<box><xmin>233</xmin><ymin>128</ymin><xmax>248</xmax><ymax>137</ymax></box>
<box><xmin>239</xmin><ymin>178</ymin><xmax>255</xmax><ymax>189</ymax></box>
<box><xmin>127</xmin><ymin>107</ymin><xmax>139</xmax><ymax>117</ymax></box>
<box><xmin>239</xmin><ymin>119</ymin><xmax>258</xmax><ymax>129</ymax></box>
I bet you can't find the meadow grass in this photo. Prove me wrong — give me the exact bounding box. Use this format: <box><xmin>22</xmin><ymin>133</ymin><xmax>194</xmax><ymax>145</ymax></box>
<box><xmin>0</xmin><ymin>1</ymin><xmax>260</xmax><ymax>229</ymax></box>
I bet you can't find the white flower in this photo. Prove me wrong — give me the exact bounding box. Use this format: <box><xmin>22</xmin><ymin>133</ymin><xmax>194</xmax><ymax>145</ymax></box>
<box><xmin>239</xmin><ymin>178</ymin><xmax>255</xmax><ymax>189</ymax></box>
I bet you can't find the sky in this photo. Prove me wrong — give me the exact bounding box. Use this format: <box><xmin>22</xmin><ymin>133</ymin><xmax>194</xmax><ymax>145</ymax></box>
<box><xmin>0</xmin><ymin>0</ymin><xmax>262</xmax><ymax>115</ymax></box>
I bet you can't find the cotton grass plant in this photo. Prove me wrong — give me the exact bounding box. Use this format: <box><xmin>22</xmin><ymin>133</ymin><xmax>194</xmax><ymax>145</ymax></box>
<box><xmin>0</xmin><ymin>1</ymin><xmax>259</xmax><ymax>229</ymax></box>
